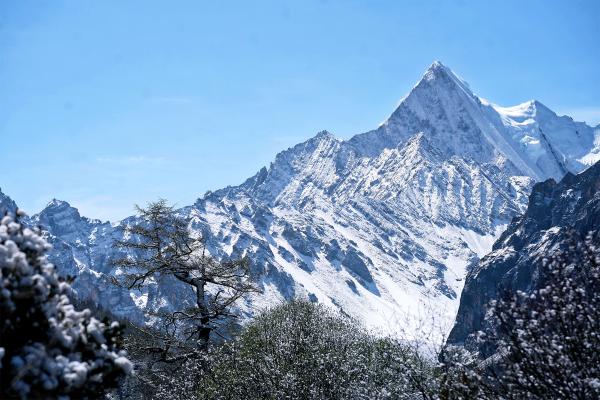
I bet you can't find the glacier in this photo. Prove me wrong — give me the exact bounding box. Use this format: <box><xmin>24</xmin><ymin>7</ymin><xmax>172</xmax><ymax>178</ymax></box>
<box><xmin>2</xmin><ymin>61</ymin><xmax>598</xmax><ymax>340</ymax></box>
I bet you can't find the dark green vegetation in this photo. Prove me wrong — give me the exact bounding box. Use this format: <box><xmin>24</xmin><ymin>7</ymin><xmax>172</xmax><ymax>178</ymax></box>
<box><xmin>483</xmin><ymin>231</ymin><xmax>600</xmax><ymax>399</ymax></box>
<box><xmin>122</xmin><ymin>299</ymin><xmax>482</xmax><ymax>400</ymax></box>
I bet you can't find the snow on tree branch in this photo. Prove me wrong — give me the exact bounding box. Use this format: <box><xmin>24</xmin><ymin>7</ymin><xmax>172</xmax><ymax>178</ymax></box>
<box><xmin>0</xmin><ymin>212</ymin><xmax>132</xmax><ymax>399</ymax></box>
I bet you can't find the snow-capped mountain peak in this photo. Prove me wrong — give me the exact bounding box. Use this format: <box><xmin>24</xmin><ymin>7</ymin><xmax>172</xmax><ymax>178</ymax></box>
<box><xmin>351</xmin><ymin>63</ymin><xmax>540</xmax><ymax>182</ymax></box>
<box><xmin>351</xmin><ymin>62</ymin><xmax>599</xmax><ymax>183</ymax></box>
<box><xmin>38</xmin><ymin>199</ymin><xmax>83</xmax><ymax>223</ymax></box>
<box><xmin>490</xmin><ymin>99</ymin><xmax>540</xmax><ymax>122</ymax></box>
<box><xmin>420</xmin><ymin>60</ymin><xmax>475</xmax><ymax>99</ymax></box>
<box><xmin>486</xmin><ymin>98</ymin><xmax>600</xmax><ymax>180</ymax></box>
<box><xmin>5</xmin><ymin>61</ymin><xmax>598</xmax><ymax>340</ymax></box>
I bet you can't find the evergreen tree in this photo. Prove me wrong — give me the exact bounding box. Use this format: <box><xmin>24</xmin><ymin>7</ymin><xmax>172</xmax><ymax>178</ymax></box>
<box><xmin>112</xmin><ymin>200</ymin><xmax>256</xmax><ymax>377</ymax></box>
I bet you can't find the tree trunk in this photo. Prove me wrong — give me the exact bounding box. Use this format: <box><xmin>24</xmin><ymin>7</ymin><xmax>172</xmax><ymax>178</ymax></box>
<box><xmin>195</xmin><ymin>278</ymin><xmax>210</xmax><ymax>351</ymax></box>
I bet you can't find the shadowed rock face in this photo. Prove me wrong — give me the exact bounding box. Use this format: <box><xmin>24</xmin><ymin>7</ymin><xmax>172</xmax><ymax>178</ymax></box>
<box><xmin>447</xmin><ymin>161</ymin><xmax>600</xmax><ymax>353</ymax></box>
<box><xmin>0</xmin><ymin>190</ymin><xmax>17</xmax><ymax>216</ymax></box>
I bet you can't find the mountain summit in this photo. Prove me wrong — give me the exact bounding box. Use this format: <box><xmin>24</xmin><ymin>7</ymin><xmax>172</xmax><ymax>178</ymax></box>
<box><xmin>351</xmin><ymin>62</ymin><xmax>598</xmax><ymax>182</ymax></box>
<box><xmin>6</xmin><ymin>62</ymin><xmax>599</xmax><ymax>338</ymax></box>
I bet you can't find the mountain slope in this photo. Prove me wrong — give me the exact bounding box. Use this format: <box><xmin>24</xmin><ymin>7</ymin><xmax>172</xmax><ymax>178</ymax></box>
<box><xmin>0</xmin><ymin>189</ymin><xmax>17</xmax><ymax>215</ymax></box>
<box><xmin>4</xmin><ymin>62</ymin><xmax>598</xmax><ymax>338</ymax></box>
<box><xmin>447</xmin><ymin>161</ymin><xmax>600</xmax><ymax>353</ymax></box>
<box><xmin>189</xmin><ymin>131</ymin><xmax>523</xmax><ymax>334</ymax></box>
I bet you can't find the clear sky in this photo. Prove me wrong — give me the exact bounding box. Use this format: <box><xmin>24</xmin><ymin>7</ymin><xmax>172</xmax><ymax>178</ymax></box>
<box><xmin>1</xmin><ymin>0</ymin><xmax>598</xmax><ymax>221</ymax></box>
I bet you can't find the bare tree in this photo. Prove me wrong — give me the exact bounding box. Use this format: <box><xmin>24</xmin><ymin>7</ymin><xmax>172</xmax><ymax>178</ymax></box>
<box><xmin>113</xmin><ymin>200</ymin><xmax>257</xmax><ymax>363</ymax></box>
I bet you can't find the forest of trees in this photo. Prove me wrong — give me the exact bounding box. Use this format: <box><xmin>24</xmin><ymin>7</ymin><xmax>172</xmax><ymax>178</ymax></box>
<box><xmin>1</xmin><ymin>203</ymin><xmax>599</xmax><ymax>399</ymax></box>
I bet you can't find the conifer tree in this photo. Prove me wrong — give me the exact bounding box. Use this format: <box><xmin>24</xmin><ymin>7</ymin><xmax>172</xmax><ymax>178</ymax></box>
<box><xmin>113</xmin><ymin>200</ymin><xmax>256</xmax><ymax>362</ymax></box>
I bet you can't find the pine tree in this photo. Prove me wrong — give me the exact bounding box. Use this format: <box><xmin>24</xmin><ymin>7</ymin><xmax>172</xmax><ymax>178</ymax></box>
<box><xmin>113</xmin><ymin>200</ymin><xmax>256</xmax><ymax>362</ymax></box>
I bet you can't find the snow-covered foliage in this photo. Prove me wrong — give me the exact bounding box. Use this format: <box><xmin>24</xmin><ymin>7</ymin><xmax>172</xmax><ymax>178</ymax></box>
<box><xmin>487</xmin><ymin>230</ymin><xmax>600</xmax><ymax>399</ymax></box>
<box><xmin>195</xmin><ymin>299</ymin><xmax>484</xmax><ymax>400</ymax></box>
<box><xmin>0</xmin><ymin>213</ymin><xmax>131</xmax><ymax>399</ymax></box>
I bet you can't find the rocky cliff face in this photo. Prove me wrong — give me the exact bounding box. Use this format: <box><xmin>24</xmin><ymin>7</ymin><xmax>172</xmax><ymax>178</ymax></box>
<box><xmin>447</xmin><ymin>161</ymin><xmax>600</xmax><ymax>351</ymax></box>
<box><xmin>0</xmin><ymin>190</ymin><xmax>17</xmax><ymax>216</ymax></box>
<box><xmin>2</xmin><ymin>62</ymin><xmax>599</xmax><ymax>337</ymax></box>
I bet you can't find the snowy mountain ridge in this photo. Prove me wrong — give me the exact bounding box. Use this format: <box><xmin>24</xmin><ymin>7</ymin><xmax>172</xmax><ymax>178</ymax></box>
<box><xmin>2</xmin><ymin>62</ymin><xmax>598</xmax><ymax>338</ymax></box>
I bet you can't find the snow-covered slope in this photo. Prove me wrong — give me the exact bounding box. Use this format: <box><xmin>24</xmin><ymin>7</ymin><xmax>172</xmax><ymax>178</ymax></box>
<box><xmin>484</xmin><ymin>99</ymin><xmax>600</xmax><ymax>180</ymax></box>
<box><xmin>189</xmin><ymin>131</ymin><xmax>522</xmax><ymax>337</ymax></box>
<box><xmin>4</xmin><ymin>61</ymin><xmax>598</xmax><ymax>338</ymax></box>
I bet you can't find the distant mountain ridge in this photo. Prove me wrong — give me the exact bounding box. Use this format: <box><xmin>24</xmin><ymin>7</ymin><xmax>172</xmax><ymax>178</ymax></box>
<box><xmin>2</xmin><ymin>62</ymin><xmax>598</xmax><ymax>337</ymax></box>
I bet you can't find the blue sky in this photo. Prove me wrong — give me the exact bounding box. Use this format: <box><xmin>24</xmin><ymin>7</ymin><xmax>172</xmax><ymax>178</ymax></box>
<box><xmin>1</xmin><ymin>0</ymin><xmax>598</xmax><ymax>220</ymax></box>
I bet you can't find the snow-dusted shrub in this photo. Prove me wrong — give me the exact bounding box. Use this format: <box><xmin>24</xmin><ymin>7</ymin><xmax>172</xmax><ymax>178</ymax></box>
<box><xmin>435</xmin><ymin>345</ymin><xmax>493</xmax><ymax>399</ymax></box>
<box><xmin>0</xmin><ymin>213</ymin><xmax>132</xmax><ymax>399</ymax></box>
<box><xmin>197</xmin><ymin>299</ymin><xmax>439</xmax><ymax>400</ymax></box>
<box><xmin>489</xmin><ymin>230</ymin><xmax>600</xmax><ymax>399</ymax></box>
